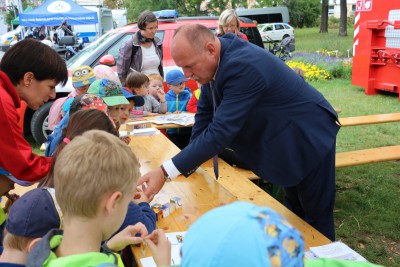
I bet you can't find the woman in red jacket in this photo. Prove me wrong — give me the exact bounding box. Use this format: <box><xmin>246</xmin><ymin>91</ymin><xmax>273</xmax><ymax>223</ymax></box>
<box><xmin>0</xmin><ymin>39</ymin><xmax>68</xmax><ymax>183</ymax></box>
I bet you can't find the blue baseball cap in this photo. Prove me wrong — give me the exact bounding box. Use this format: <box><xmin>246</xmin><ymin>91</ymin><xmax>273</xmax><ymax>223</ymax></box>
<box><xmin>181</xmin><ymin>201</ymin><xmax>305</xmax><ymax>267</ymax></box>
<box><xmin>0</xmin><ymin>168</ymin><xmax>33</xmax><ymax>186</ymax></box>
<box><xmin>166</xmin><ymin>69</ymin><xmax>187</xmax><ymax>86</ymax></box>
<box><xmin>122</xmin><ymin>87</ymin><xmax>145</xmax><ymax>107</ymax></box>
<box><xmin>6</xmin><ymin>188</ymin><xmax>61</xmax><ymax>238</ymax></box>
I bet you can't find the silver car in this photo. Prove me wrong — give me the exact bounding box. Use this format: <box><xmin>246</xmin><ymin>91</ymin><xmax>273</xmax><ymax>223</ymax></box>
<box><xmin>258</xmin><ymin>22</ymin><xmax>294</xmax><ymax>42</ymax></box>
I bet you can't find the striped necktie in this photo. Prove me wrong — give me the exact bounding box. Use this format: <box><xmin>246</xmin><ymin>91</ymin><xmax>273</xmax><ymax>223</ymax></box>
<box><xmin>209</xmin><ymin>81</ymin><xmax>219</xmax><ymax>180</ymax></box>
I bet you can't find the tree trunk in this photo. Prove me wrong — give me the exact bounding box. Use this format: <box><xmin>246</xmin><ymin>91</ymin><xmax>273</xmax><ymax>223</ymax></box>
<box><xmin>320</xmin><ymin>0</ymin><xmax>328</xmax><ymax>33</ymax></box>
<box><xmin>339</xmin><ymin>0</ymin><xmax>348</xmax><ymax>36</ymax></box>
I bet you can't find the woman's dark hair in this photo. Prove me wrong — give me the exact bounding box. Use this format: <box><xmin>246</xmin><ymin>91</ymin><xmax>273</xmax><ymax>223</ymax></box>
<box><xmin>137</xmin><ymin>10</ymin><xmax>157</xmax><ymax>30</ymax></box>
<box><xmin>40</xmin><ymin>109</ymin><xmax>119</xmax><ymax>188</ymax></box>
<box><xmin>0</xmin><ymin>39</ymin><xmax>68</xmax><ymax>86</ymax></box>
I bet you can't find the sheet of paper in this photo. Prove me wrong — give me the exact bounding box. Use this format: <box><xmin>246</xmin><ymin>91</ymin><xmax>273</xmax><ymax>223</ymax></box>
<box><xmin>151</xmin><ymin>113</ymin><xmax>195</xmax><ymax>126</ymax></box>
<box><xmin>140</xmin><ymin>257</ymin><xmax>157</xmax><ymax>267</ymax></box>
<box><xmin>130</xmin><ymin>128</ymin><xmax>160</xmax><ymax>136</ymax></box>
<box><xmin>309</xmin><ymin>241</ymin><xmax>367</xmax><ymax>261</ymax></box>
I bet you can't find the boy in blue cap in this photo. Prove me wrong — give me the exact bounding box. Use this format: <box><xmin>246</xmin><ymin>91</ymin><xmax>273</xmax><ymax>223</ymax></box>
<box><xmin>165</xmin><ymin>69</ymin><xmax>192</xmax><ymax>149</ymax></box>
<box><xmin>0</xmin><ymin>188</ymin><xmax>60</xmax><ymax>266</ymax></box>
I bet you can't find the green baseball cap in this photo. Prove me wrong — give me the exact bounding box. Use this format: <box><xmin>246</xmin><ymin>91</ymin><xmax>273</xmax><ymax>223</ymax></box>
<box><xmin>87</xmin><ymin>78</ymin><xmax>129</xmax><ymax>106</ymax></box>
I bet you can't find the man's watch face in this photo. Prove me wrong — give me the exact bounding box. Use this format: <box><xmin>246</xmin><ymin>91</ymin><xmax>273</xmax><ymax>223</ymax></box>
<box><xmin>165</xmin><ymin>177</ymin><xmax>172</xmax><ymax>183</ymax></box>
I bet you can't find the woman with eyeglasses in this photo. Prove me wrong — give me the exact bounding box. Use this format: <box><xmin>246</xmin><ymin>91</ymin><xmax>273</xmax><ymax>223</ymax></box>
<box><xmin>117</xmin><ymin>10</ymin><xmax>164</xmax><ymax>86</ymax></box>
<box><xmin>217</xmin><ymin>9</ymin><xmax>249</xmax><ymax>41</ymax></box>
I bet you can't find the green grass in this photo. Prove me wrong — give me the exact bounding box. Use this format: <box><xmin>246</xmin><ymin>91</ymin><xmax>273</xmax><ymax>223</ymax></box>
<box><xmin>312</xmin><ymin>79</ymin><xmax>400</xmax><ymax>266</ymax></box>
<box><xmin>294</xmin><ymin>26</ymin><xmax>355</xmax><ymax>57</ymax></box>
<box><xmin>296</xmin><ymin>27</ymin><xmax>400</xmax><ymax>266</ymax></box>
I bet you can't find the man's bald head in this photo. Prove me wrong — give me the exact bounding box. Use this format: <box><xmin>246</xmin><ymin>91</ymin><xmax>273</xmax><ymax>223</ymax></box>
<box><xmin>173</xmin><ymin>24</ymin><xmax>216</xmax><ymax>53</ymax></box>
<box><xmin>171</xmin><ymin>24</ymin><xmax>220</xmax><ymax>84</ymax></box>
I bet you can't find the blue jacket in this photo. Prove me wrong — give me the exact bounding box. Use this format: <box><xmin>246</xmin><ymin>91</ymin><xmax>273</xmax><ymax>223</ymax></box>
<box><xmin>165</xmin><ymin>89</ymin><xmax>192</xmax><ymax>135</ymax></box>
<box><xmin>172</xmin><ymin>34</ymin><xmax>340</xmax><ymax>187</ymax></box>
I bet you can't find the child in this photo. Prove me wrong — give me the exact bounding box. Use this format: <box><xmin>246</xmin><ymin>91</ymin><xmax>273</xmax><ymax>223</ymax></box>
<box><xmin>45</xmin><ymin>94</ymin><xmax>110</xmax><ymax>157</ymax></box>
<box><xmin>0</xmin><ymin>171</ymin><xmax>31</xmax><ymax>254</ymax></box>
<box><xmin>146</xmin><ymin>201</ymin><xmax>304</xmax><ymax>267</ymax></box>
<box><xmin>88</xmin><ymin>78</ymin><xmax>129</xmax><ymax>130</ymax></box>
<box><xmin>186</xmin><ymin>81</ymin><xmax>202</xmax><ymax>113</ymax></box>
<box><xmin>120</xmin><ymin>87</ymin><xmax>145</xmax><ymax>125</ymax></box>
<box><xmin>0</xmin><ymin>188</ymin><xmax>61</xmax><ymax>266</ymax></box>
<box><xmin>126</xmin><ymin>72</ymin><xmax>167</xmax><ymax>116</ymax></box>
<box><xmin>40</xmin><ymin>109</ymin><xmax>156</xmax><ymax>239</ymax></box>
<box><xmin>147</xmin><ymin>73</ymin><xmax>164</xmax><ymax>101</ymax></box>
<box><xmin>27</xmin><ymin>130</ymin><xmax>148</xmax><ymax>266</ymax></box>
<box><xmin>164</xmin><ymin>69</ymin><xmax>192</xmax><ymax>149</ymax></box>
<box><xmin>147</xmin><ymin>202</ymin><xmax>382</xmax><ymax>267</ymax></box>
<box><xmin>48</xmin><ymin>66</ymin><xmax>96</xmax><ymax>130</ymax></box>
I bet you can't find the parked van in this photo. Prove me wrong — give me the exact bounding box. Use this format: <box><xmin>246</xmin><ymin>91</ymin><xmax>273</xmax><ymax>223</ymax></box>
<box><xmin>73</xmin><ymin>6</ymin><xmax>113</xmax><ymax>42</ymax></box>
<box><xmin>236</xmin><ymin>7</ymin><xmax>290</xmax><ymax>24</ymax></box>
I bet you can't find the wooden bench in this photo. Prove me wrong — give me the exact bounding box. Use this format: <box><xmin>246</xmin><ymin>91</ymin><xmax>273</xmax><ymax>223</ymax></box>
<box><xmin>336</xmin><ymin>145</ymin><xmax>400</xmax><ymax>167</ymax></box>
<box><xmin>232</xmin><ymin>144</ymin><xmax>400</xmax><ymax>180</ymax></box>
<box><xmin>339</xmin><ymin>112</ymin><xmax>400</xmax><ymax>127</ymax></box>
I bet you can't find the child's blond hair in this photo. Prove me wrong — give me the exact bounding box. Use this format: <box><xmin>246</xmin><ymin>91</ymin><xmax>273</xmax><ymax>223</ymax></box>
<box><xmin>147</xmin><ymin>73</ymin><xmax>163</xmax><ymax>82</ymax></box>
<box><xmin>2</xmin><ymin>230</ymin><xmax>34</xmax><ymax>251</ymax></box>
<box><xmin>54</xmin><ymin>130</ymin><xmax>140</xmax><ymax>218</ymax></box>
<box><xmin>126</xmin><ymin>72</ymin><xmax>149</xmax><ymax>89</ymax></box>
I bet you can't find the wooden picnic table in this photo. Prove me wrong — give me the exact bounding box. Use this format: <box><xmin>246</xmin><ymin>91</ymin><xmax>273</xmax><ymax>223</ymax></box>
<box><xmin>128</xmin><ymin>133</ymin><xmax>331</xmax><ymax>266</ymax></box>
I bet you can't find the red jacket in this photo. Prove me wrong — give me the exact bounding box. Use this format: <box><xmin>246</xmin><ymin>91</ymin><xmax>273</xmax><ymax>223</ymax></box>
<box><xmin>0</xmin><ymin>71</ymin><xmax>52</xmax><ymax>182</ymax></box>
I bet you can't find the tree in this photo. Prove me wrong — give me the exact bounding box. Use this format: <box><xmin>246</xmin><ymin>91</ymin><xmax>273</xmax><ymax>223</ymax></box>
<box><xmin>282</xmin><ymin>0</ymin><xmax>320</xmax><ymax>28</ymax></box>
<box><xmin>206</xmin><ymin>0</ymin><xmax>247</xmax><ymax>15</ymax></box>
<box><xmin>124</xmin><ymin>0</ymin><xmax>207</xmax><ymax>22</ymax></box>
<box><xmin>339</xmin><ymin>0</ymin><xmax>347</xmax><ymax>36</ymax></box>
<box><xmin>320</xmin><ymin>0</ymin><xmax>328</xmax><ymax>33</ymax></box>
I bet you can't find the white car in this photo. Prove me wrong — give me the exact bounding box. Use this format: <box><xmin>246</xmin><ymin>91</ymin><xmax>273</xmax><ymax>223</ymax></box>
<box><xmin>258</xmin><ymin>23</ymin><xmax>294</xmax><ymax>42</ymax></box>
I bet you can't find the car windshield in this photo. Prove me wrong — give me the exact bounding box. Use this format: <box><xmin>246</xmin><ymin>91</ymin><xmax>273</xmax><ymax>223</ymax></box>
<box><xmin>67</xmin><ymin>32</ymin><xmax>115</xmax><ymax>70</ymax></box>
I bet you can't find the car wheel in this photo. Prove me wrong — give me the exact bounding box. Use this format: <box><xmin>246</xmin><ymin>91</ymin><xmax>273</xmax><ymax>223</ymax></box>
<box><xmin>30</xmin><ymin>101</ymin><xmax>53</xmax><ymax>144</ymax></box>
<box><xmin>282</xmin><ymin>34</ymin><xmax>290</xmax><ymax>41</ymax></box>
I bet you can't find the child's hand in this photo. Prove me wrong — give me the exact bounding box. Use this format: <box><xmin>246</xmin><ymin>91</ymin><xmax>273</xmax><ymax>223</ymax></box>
<box><xmin>145</xmin><ymin>229</ymin><xmax>171</xmax><ymax>267</ymax></box>
<box><xmin>133</xmin><ymin>191</ymin><xmax>150</xmax><ymax>204</ymax></box>
<box><xmin>147</xmin><ymin>112</ymin><xmax>159</xmax><ymax>116</ymax></box>
<box><xmin>106</xmin><ymin>223</ymin><xmax>148</xmax><ymax>252</ymax></box>
<box><xmin>157</xmin><ymin>89</ymin><xmax>166</xmax><ymax>103</ymax></box>
<box><xmin>173</xmin><ymin>111</ymin><xmax>182</xmax><ymax>114</ymax></box>
<box><xmin>4</xmin><ymin>193</ymin><xmax>20</xmax><ymax>214</ymax></box>
<box><xmin>120</xmin><ymin>136</ymin><xmax>131</xmax><ymax>145</ymax></box>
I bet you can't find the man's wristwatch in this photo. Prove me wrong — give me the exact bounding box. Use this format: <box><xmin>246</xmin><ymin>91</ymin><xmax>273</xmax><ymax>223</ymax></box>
<box><xmin>160</xmin><ymin>165</ymin><xmax>172</xmax><ymax>182</ymax></box>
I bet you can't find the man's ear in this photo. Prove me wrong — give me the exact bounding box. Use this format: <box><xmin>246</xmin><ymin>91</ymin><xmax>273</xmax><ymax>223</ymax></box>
<box><xmin>206</xmin><ymin>41</ymin><xmax>216</xmax><ymax>56</ymax></box>
<box><xmin>104</xmin><ymin>191</ymin><xmax>122</xmax><ymax>214</ymax></box>
<box><xmin>27</xmin><ymin>238</ymin><xmax>41</xmax><ymax>252</ymax></box>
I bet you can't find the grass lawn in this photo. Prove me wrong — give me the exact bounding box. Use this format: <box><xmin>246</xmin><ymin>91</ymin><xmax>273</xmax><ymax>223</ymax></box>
<box><xmin>295</xmin><ymin>27</ymin><xmax>399</xmax><ymax>266</ymax></box>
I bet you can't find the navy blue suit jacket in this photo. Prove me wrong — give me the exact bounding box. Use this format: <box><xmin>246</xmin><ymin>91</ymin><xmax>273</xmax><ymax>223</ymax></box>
<box><xmin>172</xmin><ymin>34</ymin><xmax>340</xmax><ymax>187</ymax></box>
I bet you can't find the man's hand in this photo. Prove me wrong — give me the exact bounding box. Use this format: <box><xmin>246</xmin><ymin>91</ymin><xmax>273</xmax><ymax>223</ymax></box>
<box><xmin>137</xmin><ymin>167</ymin><xmax>165</xmax><ymax>199</ymax></box>
<box><xmin>106</xmin><ymin>223</ymin><xmax>148</xmax><ymax>252</ymax></box>
<box><xmin>145</xmin><ymin>229</ymin><xmax>171</xmax><ymax>267</ymax></box>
